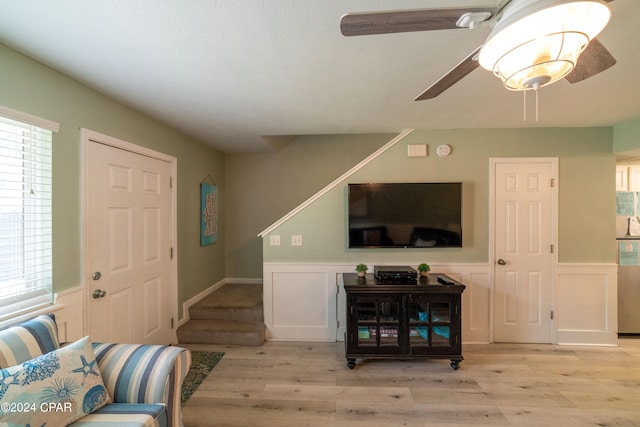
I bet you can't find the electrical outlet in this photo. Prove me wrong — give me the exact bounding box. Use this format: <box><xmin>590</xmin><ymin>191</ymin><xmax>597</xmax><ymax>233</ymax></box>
<box><xmin>291</xmin><ymin>235</ymin><xmax>303</xmax><ymax>246</ymax></box>
<box><xmin>270</xmin><ymin>235</ymin><xmax>281</xmax><ymax>246</ymax></box>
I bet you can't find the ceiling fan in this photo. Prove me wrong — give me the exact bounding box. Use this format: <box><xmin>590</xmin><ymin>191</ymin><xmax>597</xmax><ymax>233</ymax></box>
<box><xmin>340</xmin><ymin>0</ymin><xmax>617</xmax><ymax>100</ymax></box>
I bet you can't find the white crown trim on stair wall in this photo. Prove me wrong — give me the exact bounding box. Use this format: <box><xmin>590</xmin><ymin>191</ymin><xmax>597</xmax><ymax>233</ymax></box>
<box><xmin>257</xmin><ymin>129</ymin><xmax>415</xmax><ymax>237</ymax></box>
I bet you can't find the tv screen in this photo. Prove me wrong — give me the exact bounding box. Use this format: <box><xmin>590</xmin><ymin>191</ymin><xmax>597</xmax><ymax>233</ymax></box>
<box><xmin>348</xmin><ymin>182</ymin><xmax>462</xmax><ymax>248</ymax></box>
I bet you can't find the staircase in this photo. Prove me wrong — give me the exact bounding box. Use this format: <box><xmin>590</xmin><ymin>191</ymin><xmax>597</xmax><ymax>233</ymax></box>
<box><xmin>177</xmin><ymin>283</ymin><xmax>265</xmax><ymax>346</ymax></box>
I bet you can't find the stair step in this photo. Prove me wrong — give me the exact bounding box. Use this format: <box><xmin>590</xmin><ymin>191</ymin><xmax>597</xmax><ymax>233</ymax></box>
<box><xmin>177</xmin><ymin>319</ymin><xmax>265</xmax><ymax>346</ymax></box>
<box><xmin>190</xmin><ymin>283</ymin><xmax>263</xmax><ymax>322</ymax></box>
<box><xmin>178</xmin><ymin>283</ymin><xmax>266</xmax><ymax>346</ymax></box>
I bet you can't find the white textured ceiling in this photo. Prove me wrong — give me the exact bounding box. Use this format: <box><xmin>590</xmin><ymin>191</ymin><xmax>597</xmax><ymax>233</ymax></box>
<box><xmin>0</xmin><ymin>0</ymin><xmax>638</xmax><ymax>152</ymax></box>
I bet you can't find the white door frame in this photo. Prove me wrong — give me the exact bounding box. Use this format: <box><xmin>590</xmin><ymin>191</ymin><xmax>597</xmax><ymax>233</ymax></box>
<box><xmin>80</xmin><ymin>128</ymin><xmax>179</xmax><ymax>343</ymax></box>
<box><xmin>489</xmin><ymin>157</ymin><xmax>559</xmax><ymax>344</ymax></box>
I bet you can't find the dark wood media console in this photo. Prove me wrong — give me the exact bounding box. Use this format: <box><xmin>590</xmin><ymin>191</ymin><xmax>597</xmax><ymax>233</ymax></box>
<box><xmin>343</xmin><ymin>272</ymin><xmax>465</xmax><ymax>370</ymax></box>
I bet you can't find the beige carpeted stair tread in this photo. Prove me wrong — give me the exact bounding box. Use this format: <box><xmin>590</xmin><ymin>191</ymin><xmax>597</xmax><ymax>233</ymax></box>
<box><xmin>193</xmin><ymin>283</ymin><xmax>262</xmax><ymax>309</ymax></box>
<box><xmin>189</xmin><ymin>283</ymin><xmax>263</xmax><ymax>322</ymax></box>
<box><xmin>177</xmin><ymin>319</ymin><xmax>265</xmax><ymax>346</ymax></box>
<box><xmin>178</xmin><ymin>283</ymin><xmax>265</xmax><ymax>346</ymax></box>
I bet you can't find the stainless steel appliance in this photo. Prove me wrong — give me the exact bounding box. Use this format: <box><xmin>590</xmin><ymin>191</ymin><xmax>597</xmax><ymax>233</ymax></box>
<box><xmin>618</xmin><ymin>238</ymin><xmax>640</xmax><ymax>334</ymax></box>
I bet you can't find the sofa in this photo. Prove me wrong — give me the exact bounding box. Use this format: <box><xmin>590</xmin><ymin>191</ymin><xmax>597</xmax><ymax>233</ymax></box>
<box><xmin>0</xmin><ymin>314</ymin><xmax>191</xmax><ymax>427</ymax></box>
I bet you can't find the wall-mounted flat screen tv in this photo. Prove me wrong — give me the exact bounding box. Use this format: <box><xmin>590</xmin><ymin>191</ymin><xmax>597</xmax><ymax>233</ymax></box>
<box><xmin>348</xmin><ymin>182</ymin><xmax>462</xmax><ymax>248</ymax></box>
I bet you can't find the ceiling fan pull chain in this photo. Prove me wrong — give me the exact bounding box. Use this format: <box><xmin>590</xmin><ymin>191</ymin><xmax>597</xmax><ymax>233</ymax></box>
<box><xmin>536</xmin><ymin>88</ymin><xmax>539</xmax><ymax>122</ymax></box>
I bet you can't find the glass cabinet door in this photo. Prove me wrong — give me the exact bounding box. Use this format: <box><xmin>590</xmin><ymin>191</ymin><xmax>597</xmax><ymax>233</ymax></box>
<box><xmin>351</xmin><ymin>295</ymin><xmax>402</xmax><ymax>352</ymax></box>
<box><xmin>407</xmin><ymin>296</ymin><xmax>454</xmax><ymax>352</ymax></box>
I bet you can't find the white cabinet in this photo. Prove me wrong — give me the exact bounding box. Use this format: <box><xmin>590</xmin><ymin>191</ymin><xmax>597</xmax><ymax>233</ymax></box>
<box><xmin>616</xmin><ymin>166</ymin><xmax>640</xmax><ymax>191</ymax></box>
<box><xmin>629</xmin><ymin>166</ymin><xmax>640</xmax><ymax>191</ymax></box>
<box><xmin>616</xmin><ymin>166</ymin><xmax>628</xmax><ymax>191</ymax></box>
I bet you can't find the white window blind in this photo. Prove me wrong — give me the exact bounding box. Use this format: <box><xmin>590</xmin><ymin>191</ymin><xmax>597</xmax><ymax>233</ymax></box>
<box><xmin>0</xmin><ymin>111</ymin><xmax>55</xmax><ymax>320</ymax></box>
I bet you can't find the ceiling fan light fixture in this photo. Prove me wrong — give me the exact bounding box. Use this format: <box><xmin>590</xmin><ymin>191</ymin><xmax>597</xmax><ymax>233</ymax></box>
<box><xmin>478</xmin><ymin>0</ymin><xmax>611</xmax><ymax>91</ymax></box>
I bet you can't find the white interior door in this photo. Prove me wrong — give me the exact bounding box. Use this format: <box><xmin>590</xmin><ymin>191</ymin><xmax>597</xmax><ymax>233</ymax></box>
<box><xmin>86</xmin><ymin>139</ymin><xmax>173</xmax><ymax>344</ymax></box>
<box><xmin>492</xmin><ymin>159</ymin><xmax>556</xmax><ymax>343</ymax></box>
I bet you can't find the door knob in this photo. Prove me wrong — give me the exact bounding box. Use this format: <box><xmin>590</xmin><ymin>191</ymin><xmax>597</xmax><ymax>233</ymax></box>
<box><xmin>92</xmin><ymin>289</ymin><xmax>107</xmax><ymax>299</ymax></box>
<box><xmin>92</xmin><ymin>272</ymin><xmax>102</xmax><ymax>281</ymax></box>
<box><xmin>497</xmin><ymin>259</ymin><xmax>507</xmax><ymax>266</ymax></box>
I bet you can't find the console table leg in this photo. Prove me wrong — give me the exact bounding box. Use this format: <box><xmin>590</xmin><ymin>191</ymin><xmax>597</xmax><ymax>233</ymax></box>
<box><xmin>450</xmin><ymin>360</ymin><xmax>461</xmax><ymax>370</ymax></box>
<box><xmin>347</xmin><ymin>358</ymin><xmax>356</xmax><ymax>369</ymax></box>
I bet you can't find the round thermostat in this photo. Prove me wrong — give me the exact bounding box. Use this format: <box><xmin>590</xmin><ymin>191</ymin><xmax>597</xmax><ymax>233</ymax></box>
<box><xmin>436</xmin><ymin>144</ymin><xmax>451</xmax><ymax>157</ymax></box>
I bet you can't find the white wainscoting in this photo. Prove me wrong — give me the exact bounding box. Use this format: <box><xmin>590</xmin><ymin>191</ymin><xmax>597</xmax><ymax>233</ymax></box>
<box><xmin>431</xmin><ymin>265</ymin><xmax>492</xmax><ymax>344</ymax></box>
<box><xmin>33</xmin><ymin>264</ymin><xmax>618</xmax><ymax>346</ymax></box>
<box><xmin>263</xmin><ymin>263</ymin><xmax>492</xmax><ymax>343</ymax></box>
<box><xmin>556</xmin><ymin>263</ymin><xmax>618</xmax><ymax>346</ymax></box>
<box><xmin>264</xmin><ymin>262</ymin><xmax>618</xmax><ymax>346</ymax></box>
<box><xmin>263</xmin><ymin>264</ymin><xmax>343</xmax><ymax>341</ymax></box>
<box><xmin>54</xmin><ymin>286</ymin><xmax>84</xmax><ymax>342</ymax></box>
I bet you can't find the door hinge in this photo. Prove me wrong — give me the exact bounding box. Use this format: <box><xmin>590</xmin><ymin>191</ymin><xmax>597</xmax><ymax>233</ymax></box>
<box><xmin>170</xmin><ymin>176</ymin><xmax>173</xmax><ymax>189</ymax></box>
<box><xmin>550</xmin><ymin>244</ymin><xmax>554</xmax><ymax>253</ymax></box>
<box><xmin>550</xmin><ymin>311</ymin><xmax>554</xmax><ymax>320</ymax></box>
<box><xmin>171</xmin><ymin>318</ymin><xmax>174</xmax><ymax>329</ymax></box>
<box><xmin>551</xmin><ymin>178</ymin><xmax>555</xmax><ymax>187</ymax></box>
<box><xmin>170</xmin><ymin>247</ymin><xmax>174</xmax><ymax>259</ymax></box>
<box><xmin>337</xmin><ymin>320</ymin><xmax>340</xmax><ymax>329</ymax></box>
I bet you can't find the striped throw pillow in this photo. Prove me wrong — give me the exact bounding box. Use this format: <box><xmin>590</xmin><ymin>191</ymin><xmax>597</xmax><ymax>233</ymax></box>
<box><xmin>0</xmin><ymin>314</ymin><xmax>60</xmax><ymax>368</ymax></box>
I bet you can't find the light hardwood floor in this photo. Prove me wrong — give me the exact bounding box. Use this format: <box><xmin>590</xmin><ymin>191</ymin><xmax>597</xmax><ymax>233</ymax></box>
<box><xmin>182</xmin><ymin>338</ymin><xmax>640</xmax><ymax>426</ymax></box>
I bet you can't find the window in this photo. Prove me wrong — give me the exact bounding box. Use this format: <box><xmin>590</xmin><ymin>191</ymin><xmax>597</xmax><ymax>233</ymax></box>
<box><xmin>0</xmin><ymin>107</ymin><xmax>58</xmax><ymax>320</ymax></box>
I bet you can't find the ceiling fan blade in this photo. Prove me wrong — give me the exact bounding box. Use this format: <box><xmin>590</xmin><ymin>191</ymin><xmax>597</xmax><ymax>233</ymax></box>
<box><xmin>565</xmin><ymin>38</ymin><xmax>617</xmax><ymax>83</ymax></box>
<box><xmin>415</xmin><ymin>47</ymin><xmax>482</xmax><ymax>101</ymax></box>
<box><xmin>340</xmin><ymin>8</ymin><xmax>496</xmax><ymax>36</ymax></box>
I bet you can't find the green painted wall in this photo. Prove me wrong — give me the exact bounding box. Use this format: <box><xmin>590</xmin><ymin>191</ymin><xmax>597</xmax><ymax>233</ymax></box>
<box><xmin>225</xmin><ymin>133</ymin><xmax>394</xmax><ymax>277</ymax></box>
<box><xmin>613</xmin><ymin>118</ymin><xmax>640</xmax><ymax>152</ymax></box>
<box><xmin>1</xmin><ymin>41</ymin><xmax>626</xmax><ymax>295</ymax></box>
<box><xmin>0</xmin><ymin>43</ymin><xmax>225</xmax><ymax>317</ymax></box>
<box><xmin>263</xmin><ymin>128</ymin><xmax>616</xmax><ymax>265</ymax></box>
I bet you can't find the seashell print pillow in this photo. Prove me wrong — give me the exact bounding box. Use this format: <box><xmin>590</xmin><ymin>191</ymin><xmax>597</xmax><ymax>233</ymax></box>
<box><xmin>0</xmin><ymin>336</ymin><xmax>111</xmax><ymax>426</ymax></box>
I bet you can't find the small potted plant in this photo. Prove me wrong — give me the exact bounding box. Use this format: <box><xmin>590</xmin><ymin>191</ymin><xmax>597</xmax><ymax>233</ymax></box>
<box><xmin>355</xmin><ymin>263</ymin><xmax>368</xmax><ymax>278</ymax></box>
<box><xmin>417</xmin><ymin>263</ymin><xmax>430</xmax><ymax>278</ymax></box>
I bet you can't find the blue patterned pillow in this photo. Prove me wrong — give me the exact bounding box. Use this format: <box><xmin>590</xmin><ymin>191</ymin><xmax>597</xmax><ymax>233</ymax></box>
<box><xmin>0</xmin><ymin>336</ymin><xmax>111</xmax><ymax>426</ymax></box>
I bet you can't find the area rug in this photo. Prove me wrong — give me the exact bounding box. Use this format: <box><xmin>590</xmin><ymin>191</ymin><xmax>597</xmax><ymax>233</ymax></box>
<box><xmin>181</xmin><ymin>351</ymin><xmax>224</xmax><ymax>404</ymax></box>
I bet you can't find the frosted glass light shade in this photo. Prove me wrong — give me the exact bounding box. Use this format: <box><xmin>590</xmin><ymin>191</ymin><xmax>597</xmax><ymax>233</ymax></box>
<box><xmin>478</xmin><ymin>0</ymin><xmax>611</xmax><ymax>91</ymax></box>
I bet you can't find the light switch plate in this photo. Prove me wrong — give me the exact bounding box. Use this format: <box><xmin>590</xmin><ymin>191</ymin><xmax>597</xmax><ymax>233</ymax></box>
<box><xmin>407</xmin><ymin>144</ymin><xmax>428</xmax><ymax>157</ymax></box>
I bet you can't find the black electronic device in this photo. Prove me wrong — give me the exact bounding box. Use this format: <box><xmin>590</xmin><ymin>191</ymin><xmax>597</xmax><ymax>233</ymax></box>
<box><xmin>374</xmin><ymin>265</ymin><xmax>417</xmax><ymax>281</ymax></box>
<box><xmin>347</xmin><ymin>182</ymin><xmax>462</xmax><ymax>249</ymax></box>
<box><xmin>437</xmin><ymin>275</ymin><xmax>455</xmax><ymax>286</ymax></box>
